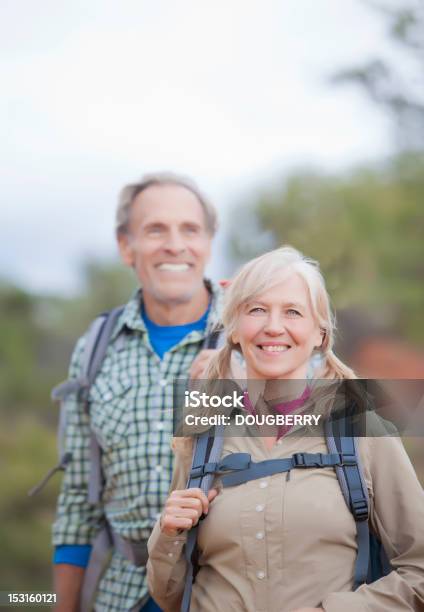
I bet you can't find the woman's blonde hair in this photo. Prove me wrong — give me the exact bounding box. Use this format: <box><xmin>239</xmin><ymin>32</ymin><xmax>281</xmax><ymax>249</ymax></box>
<box><xmin>207</xmin><ymin>245</ymin><xmax>356</xmax><ymax>381</ymax></box>
<box><xmin>173</xmin><ymin>246</ymin><xmax>356</xmax><ymax>453</ymax></box>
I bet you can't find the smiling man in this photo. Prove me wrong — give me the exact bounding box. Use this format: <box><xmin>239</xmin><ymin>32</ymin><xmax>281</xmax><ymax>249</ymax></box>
<box><xmin>118</xmin><ymin>179</ymin><xmax>212</xmax><ymax>326</ymax></box>
<box><xmin>52</xmin><ymin>173</ymin><xmax>222</xmax><ymax>612</ymax></box>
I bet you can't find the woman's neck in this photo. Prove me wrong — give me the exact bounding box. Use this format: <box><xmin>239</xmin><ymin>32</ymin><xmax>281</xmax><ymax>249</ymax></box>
<box><xmin>246</xmin><ymin>379</ymin><xmax>309</xmax><ymax>408</ymax></box>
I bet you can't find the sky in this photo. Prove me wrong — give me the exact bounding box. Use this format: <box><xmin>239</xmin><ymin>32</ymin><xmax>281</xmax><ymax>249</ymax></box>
<box><xmin>1</xmin><ymin>0</ymin><xmax>397</xmax><ymax>294</ymax></box>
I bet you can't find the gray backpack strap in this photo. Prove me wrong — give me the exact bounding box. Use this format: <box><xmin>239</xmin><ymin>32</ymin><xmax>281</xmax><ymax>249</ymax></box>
<box><xmin>27</xmin><ymin>452</ymin><xmax>73</xmax><ymax>497</ymax></box>
<box><xmin>83</xmin><ymin>306</ymin><xmax>125</xmax><ymax>404</ymax></box>
<box><xmin>181</xmin><ymin>424</ymin><xmax>225</xmax><ymax>612</ymax></box>
<box><xmin>80</xmin><ymin>525</ymin><xmax>150</xmax><ymax>612</ymax></box>
<box><xmin>83</xmin><ymin>306</ymin><xmax>125</xmax><ymax>504</ymax></box>
<box><xmin>79</xmin><ymin>315</ymin><xmax>110</xmax><ymax>405</ymax></box>
<box><xmin>80</xmin><ymin>525</ymin><xmax>113</xmax><ymax>612</ymax></box>
<box><xmin>77</xmin><ymin>306</ymin><xmax>125</xmax><ymax>611</ymax></box>
<box><xmin>52</xmin><ymin>314</ymin><xmax>107</xmax><ymax>462</ymax></box>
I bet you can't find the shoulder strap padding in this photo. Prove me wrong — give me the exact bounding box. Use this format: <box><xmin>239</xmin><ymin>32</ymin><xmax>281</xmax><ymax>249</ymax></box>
<box><xmin>82</xmin><ymin>305</ymin><xmax>125</xmax><ymax>405</ymax></box>
<box><xmin>325</xmin><ymin>407</ymin><xmax>370</xmax><ymax>590</ymax></box>
<box><xmin>54</xmin><ymin>306</ymin><xmax>124</xmax><ymax>502</ymax></box>
<box><xmin>83</xmin><ymin>306</ymin><xmax>125</xmax><ymax>504</ymax></box>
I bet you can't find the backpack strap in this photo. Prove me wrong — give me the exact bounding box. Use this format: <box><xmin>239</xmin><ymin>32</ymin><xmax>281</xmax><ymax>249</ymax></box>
<box><xmin>176</xmin><ymin>324</ymin><xmax>224</xmax><ymax>611</ymax></box>
<box><xmin>78</xmin><ymin>306</ymin><xmax>125</xmax><ymax>403</ymax></box>
<box><xmin>82</xmin><ymin>307</ymin><xmax>125</xmax><ymax>504</ymax></box>
<box><xmin>202</xmin><ymin>325</ymin><xmax>224</xmax><ymax>350</ymax></box>
<box><xmin>195</xmin><ymin>451</ymin><xmax>352</xmax><ymax>487</ymax></box>
<box><xmin>325</xmin><ymin>413</ymin><xmax>370</xmax><ymax>589</ymax></box>
<box><xmin>51</xmin><ymin>312</ymin><xmax>104</xmax><ymax>461</ymax></box>
<box><xmin>181</xmin><ymin>424</ymin><xmax>225</xmax><ymax>612</ymax></box>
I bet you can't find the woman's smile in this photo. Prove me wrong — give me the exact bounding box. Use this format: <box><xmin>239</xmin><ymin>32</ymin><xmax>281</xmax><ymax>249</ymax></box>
<box><xmin>256</xmin><ymin>342</ymin><xmax>291</xmax><ymax>354</ymax></box>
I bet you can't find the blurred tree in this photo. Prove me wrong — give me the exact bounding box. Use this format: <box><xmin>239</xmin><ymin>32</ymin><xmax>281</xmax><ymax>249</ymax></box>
<box><xmin>332</xmin><ymin>0</ymin><xmax>424</xmax><ymax>150</ymax></box>
<box><xmin>56</xmin><ymin>257</ymin><xmax>136</xmax><ymax>339</ymax></box>
<box><xmin>230</xmin><ymin>2</ymin><xmax>424</xmax><ymax>349</ymax></box>
<box><xmin>231</xmin><ymin>153</ymin><xmax>424</xmax><ymax>346</ymax></box>
<box><xmin>0</xmin><ymin>283</ymin><xmax>48</xmax><ymax>414</ymax></box>
<box><xmin>0</xmin><ymin>259</ymin><xmax>136</xmax><ymax>418</ymax></box>
<box><xmin>0</xmin><ymin>259</ymin><xmax>136</xmax><ymax>594</ymax></box>
<box><xmin>0</xmin><ymin>417</ymin><xmax>59</xmax><ymax>593</ymax></box>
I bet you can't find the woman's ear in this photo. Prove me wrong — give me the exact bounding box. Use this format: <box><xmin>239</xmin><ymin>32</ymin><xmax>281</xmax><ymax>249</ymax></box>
<box><xmin>231</xmin><ymin>332</ymin><xmax>239</xmax><ymax>345</ymax></box>
<box><xmin>314</xmin><ymin>327</ymin><xmax>326</xmax><ymax>350</ymax></box>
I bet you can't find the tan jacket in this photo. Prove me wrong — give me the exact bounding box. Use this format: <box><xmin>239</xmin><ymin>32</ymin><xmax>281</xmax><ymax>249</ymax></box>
<box><xmin>147</xmin><ymin>420</ymin><xmax>424</xmax><ymax>611</ymax></box>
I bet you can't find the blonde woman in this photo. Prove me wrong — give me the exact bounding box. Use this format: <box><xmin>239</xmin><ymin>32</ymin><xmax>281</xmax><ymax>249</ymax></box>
<box><xmin>147</xmin><ymin>246</ymin><xmax>424</xmax><ymax>612</ymax></box>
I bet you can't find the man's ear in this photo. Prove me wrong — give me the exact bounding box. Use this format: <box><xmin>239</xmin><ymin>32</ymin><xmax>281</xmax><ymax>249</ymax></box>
<box><xmin>117</xmin><ymin>232</ymin><xmax>135</xmax><ymax>268</ymax></box>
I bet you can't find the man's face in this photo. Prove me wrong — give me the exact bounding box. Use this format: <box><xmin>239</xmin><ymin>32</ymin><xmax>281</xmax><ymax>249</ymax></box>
<box><xmin>118</xmin><ymin>184</ymin><xmax>212</xmax><ymax>304</ymax></box>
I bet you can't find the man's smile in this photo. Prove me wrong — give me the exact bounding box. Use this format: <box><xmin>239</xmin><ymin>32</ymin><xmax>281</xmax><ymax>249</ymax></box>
<box><xmin>156</xmin><ymin>262</ymin><xmax>193</xmax><ymax>272</ymax></box>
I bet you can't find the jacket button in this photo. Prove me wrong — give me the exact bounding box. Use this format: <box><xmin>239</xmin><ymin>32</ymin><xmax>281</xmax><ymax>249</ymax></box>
<box><xmin>256</xmin><ymin>571</ymin><xmax>265</xmax><ymax>580</ymax></box>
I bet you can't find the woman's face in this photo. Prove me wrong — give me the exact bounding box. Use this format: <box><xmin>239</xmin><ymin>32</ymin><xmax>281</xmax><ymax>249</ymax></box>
<box><xmin>232</xmin><ymin>273</ymin><xmax>323</xmax><ymax>380</ymax></box>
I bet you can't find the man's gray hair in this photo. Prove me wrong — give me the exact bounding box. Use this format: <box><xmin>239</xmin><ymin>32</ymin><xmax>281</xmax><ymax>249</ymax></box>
<box><xmin>116</xmin><ymin>172</ymin><xmax>218</xmax><ymax>236</ymax></box>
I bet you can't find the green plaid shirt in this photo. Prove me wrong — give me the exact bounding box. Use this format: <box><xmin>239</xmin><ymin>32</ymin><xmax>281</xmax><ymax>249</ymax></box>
<box><xmin>52</xmin><ymin>282</ymin><xmax>222</xmax><ymax>611</ymax></box>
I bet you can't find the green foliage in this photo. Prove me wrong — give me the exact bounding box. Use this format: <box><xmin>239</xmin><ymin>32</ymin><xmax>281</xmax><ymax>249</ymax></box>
<box><xmin>0</xmin><ymin>417</ymin><xmax>59</xmax><ymax>593</ymax></box>
<box><xmin>0</xmin><ymin>283</ymin><xmax>49</xmax><ymax>413</ymax></box>
<box><xmin>0</xmin><ymin>260</ymin><xmax>136</xmax><ymax>420</ymax></box>
<box><xmin>231</xmin><ymin>153</ymin><xmax>424</xmax><ymax>345</ymax></box>
<box><xmin>0</xmin><ymin>258</ymin><xmax>135</xmax><ymax>594</ymax></box>
<box><xmin>47</xmin><ymin>258</ymin><xmax>137</xmax><ymax>340</ymax></box>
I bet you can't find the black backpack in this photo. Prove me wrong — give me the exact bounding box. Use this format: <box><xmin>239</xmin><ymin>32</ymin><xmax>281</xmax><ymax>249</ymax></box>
<box><xmin>180</xmin><ymin>398</ymin><xmax>392</xmax><ymax>612</ymax></box>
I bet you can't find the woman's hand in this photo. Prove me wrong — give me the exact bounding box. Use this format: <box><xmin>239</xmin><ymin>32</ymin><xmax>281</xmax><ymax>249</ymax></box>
<box><xmin>160</xmin><ymin>488</ymin><xmax>219</xmax><ymax>536</ymax></box>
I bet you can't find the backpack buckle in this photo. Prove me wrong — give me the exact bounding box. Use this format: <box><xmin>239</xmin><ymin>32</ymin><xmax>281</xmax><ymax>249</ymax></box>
<box><xmin>292</xmin><ymin>453</ymin><xmax>308</xmax><ymax>467</ymax></box>
<box><xmin>340</xmin><ymin>453</ymin><xmax>357</xmax><ymax>466</ymax></box>
<box><xmin>190</xmin><ymin>466</ymin><xmax>204</xmax><ymax>479</ymax></box>
<box><xmin>351</xmin><ymin>499</ymin><xmax>369</xmax><ymax>521</ymax></box>
<box><xmin>190</xmin><ymin>462</ymin><xmax>218</xmax><ymax>479</ymax></box>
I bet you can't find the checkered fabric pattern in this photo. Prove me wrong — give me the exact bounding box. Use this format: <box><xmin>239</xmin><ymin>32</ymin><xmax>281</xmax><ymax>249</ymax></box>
<box><xmin>52</xmin><ymin>282</ymin><xmax>222</xmax><ymax>611</ymax></box>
